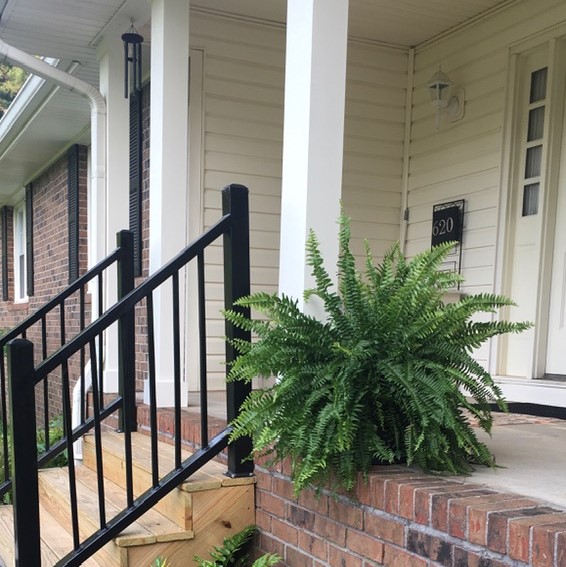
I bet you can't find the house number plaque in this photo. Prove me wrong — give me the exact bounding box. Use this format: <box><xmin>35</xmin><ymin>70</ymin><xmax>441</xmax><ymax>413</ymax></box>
<box><xmin>431</xmin><ymin>200</ymin><xmax>464</xmax><ymax>247</ymax></box>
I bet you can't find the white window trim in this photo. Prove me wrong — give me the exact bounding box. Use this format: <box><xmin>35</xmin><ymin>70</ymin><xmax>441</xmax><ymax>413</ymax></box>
<box><xmin>13</xmin><ymin>200</ymin><xmax>27</xmax><ymax>303</ymax></box>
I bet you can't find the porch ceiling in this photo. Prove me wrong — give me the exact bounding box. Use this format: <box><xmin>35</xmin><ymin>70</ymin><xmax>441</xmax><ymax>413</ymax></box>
<box><xmin>0</xmin><ymin>0</ymin><xmax>512</xmax><ymax>202</ymax></box>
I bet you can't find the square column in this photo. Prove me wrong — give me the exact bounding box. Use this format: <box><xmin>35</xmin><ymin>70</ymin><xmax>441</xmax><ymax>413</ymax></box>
<box><xmin>96</xmin><ymin>34</ymin><xmax>131</xmax><ymax>393</ymax></box>
<box><xmin>279</xmin><ymin>0</ymin><xmax>349</xmax><ymax>316</ymax></box>
<box><xmin>148</xmin><ymin>0</ymin><xmax>190</xmax><ymax>406</ymax></box>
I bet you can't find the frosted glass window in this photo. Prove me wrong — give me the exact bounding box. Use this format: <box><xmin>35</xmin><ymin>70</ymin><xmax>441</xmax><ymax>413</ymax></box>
<box><xmin>525</xmin><ymin>145</ymin><xmax>542</xmax><ymax>179</ymax></box>
<box><xmin>522</xmin><ymin>183</ymin><xmax>539</xmax><ymax>216</ymax></box>
<box><xmin>13</xmin><ymin>203</ymin><xmax>27</xmax><ymax>301</ymax></box>
<box><xmin>530</xmin><ymin>67</ymin><xmax>548</xmax><ymax>103</ymax></box>
<box><xmin>527</xmin><ymin>107</ymin><xmax>545</xmax><ymax>141</ymax></box>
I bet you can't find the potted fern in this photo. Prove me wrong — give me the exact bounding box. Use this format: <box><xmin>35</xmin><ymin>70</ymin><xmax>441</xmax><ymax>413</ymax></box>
<box><xmin>225</xmin><ymin>215</ymin><xmax>530</xmax><ymax>494</ymax></box>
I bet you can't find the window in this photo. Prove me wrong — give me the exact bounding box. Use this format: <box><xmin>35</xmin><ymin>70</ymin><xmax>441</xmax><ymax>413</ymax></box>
<box><xmin>521</xmin><ymin>67</ymin><xmax>547</xmax><ymax>216</ymax></box>
<box><xmin>13</xmin><ymin>201</ymin><xmax>27</xmax><ymax>302</ymax></box>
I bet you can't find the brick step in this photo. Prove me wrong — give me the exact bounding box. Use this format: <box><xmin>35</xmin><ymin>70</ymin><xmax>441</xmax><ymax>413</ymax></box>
<box><xmin>38</xmin><ymin>465</ymin><xmax>194</xmax><ymax>567</ymax></box>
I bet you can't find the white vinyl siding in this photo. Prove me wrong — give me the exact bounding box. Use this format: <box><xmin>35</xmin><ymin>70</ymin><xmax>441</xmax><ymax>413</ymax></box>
<box><xmin>190</xmin><ymin>12</ymin><xmax>407</xmax><ymax>388</ymax></box>
<box><xmin>405</xmin><ymin>0</ymin><xmax>566</xmax><ymax>371</ymax></box>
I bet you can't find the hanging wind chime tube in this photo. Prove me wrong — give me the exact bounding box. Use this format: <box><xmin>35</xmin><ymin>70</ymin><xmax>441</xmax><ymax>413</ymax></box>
<box><xmin>121</xmin><ymin>21</ymin><xmax>144</xmax><ymax>98</ymax></box>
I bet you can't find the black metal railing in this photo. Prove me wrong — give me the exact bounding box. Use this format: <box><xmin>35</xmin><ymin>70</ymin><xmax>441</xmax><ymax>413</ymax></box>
<box><xmin>6</xmin><ymin>184</ymin><xmax>252</xmax><ymax>566</ymax></box>
<box><xmin>0</xmin><ymin>230</ymin><xmax>135</xmax><ymax>498</ymax></box>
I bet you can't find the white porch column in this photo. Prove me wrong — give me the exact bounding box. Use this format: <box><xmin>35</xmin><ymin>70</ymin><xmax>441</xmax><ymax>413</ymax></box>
<box><xmin>147</xmin><ymin>0</ymin><xmax>190</xmax><ymax>407</ymax></box>
<box><xmin>97</xmin><ymin>35</ymin><xmax>131</xmax><ymax>393</ymax></box>
<box><xmin>279</xmin><ymin>0</ymin><xmax>349</xmax><ymax>316</ymax></box>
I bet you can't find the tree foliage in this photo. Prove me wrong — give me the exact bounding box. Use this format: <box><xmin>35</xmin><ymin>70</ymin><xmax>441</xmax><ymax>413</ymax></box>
<box><xmin>0</xmin><ymin>62</ymin><xmax>27</xmax><ymax>118</ymax></box>
<box><xmin>225</xmin><ymin>215</ymin><xmax>531</xmax><ymax>494</ymax></box>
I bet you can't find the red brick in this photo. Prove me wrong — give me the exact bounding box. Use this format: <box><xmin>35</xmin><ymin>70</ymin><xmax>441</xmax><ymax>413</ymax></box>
<box><xmin>406</xmin><ymin>529</ymin><xmax>452</xmax><ymax>566</ymax></box>
<box><xmin>358</xmin><ymin>469</ymin><xmax>414</xmax><ymax>509</ymax></box>
<box><xmin>328</xmin><ymin>544</ymin><xmax>362</xmax><ymax>567</ymax></box>
<box><xmin>346</xmin><ymin>529</ymin><xmax>384</xmax><ymax>562</ymax></box>
<box><xmin>413</xmin><ymin>482</ymin><xmax>477</xmax><ymax>525</ymax></box>
<box><xmin>299</xmin><ymin>488</ymin><xmax>329</xmax><ymax>516</ymax></box>
<box><xmin>364</xmin><ymin>512</ymin><xmax>405</xmax><ymax>546</ymax></box>
<box><xmin>298</xmin><ymin>532</ymin><xmax>328</xmax><ymax>561</ymax></box>
<box><xmin>258</xmin><ymin>490</ymin><xmax>286</xmax><ymax>518</ymax></box>
<box><xmin>448</xmin><ymin>494</ymin><xmax>519</xmax><ymax>539</ymax></box>
<box><xmin>273</xmin><ymin>477</ymin><xmax>297</xmax><ymax>502</ymax></box>
<box><xmin>452</xmin><ymin>547</ymin><xmax>507</xmax><ymax>567</ymax></box>
<box><xmin>382</xmin><ymin>544</ymin><xmax>427</xmax><ymax>567</ymax></box>
<box><xmin>286</xmin><ymin>504</ymin><xmax>316</xmax><ymax>531</ymax></box>
<box><xmin>285</xmin><ymin>546</ymin><xmax>312</xmax><ymax>567</ymax></box>
<box><xmin>258</xmin><ymin>533</ymin><xmax>284</xmax><ymax>558</ymax></box>
<box><xmin>329</xmin><ymin>498</ymin><xmax>363</xmax><ymax>529</ymax></box>
<box><xmin>557</xmin><ymin>531</ymin><xmax>566</xmax><ymax>567</ymax></box>
<box><xmin>486</xmin><ymin>504</ymin><xmax>551</xmax><ymax>554</ymax></box>
<box><xmin>432</xmin><ymin>489</ymin><xmax>494</xmax><ymax>532</ymax></box>
<box><xmin>256</xmin><ymin>509</ymin><xmax>272</xmax><ymax>532</ymax></box>
<box><xmin>508</xmin><ymin>511</ymin><xmax>566</xmax><ymax>562</ymax></box>
<box><xmin>398</xmin><ymin>478</ymin><xmax>448</xmax><ymax>520</ymax></box>
<box><xmin>532</xmin><ymin>522</ymin><xmax>566</xmax><ymax>567</ymax></box>
<box><xmin>272</xmin><ymin>518</ymin><xmax>298</xmax><ymax>546</ymax></box>
<box><xmin>313</xmin><ymin>515</ymin><xmax>347</xmax><ymax>547</ymax></box>
<box><xmin>255</xmin><ymin>470</ymin><xmax>273</xmax><ymax>491</ymax></box>
<box><xmin>467</xmin><ymin>497</ymin><xmax>537</xmax><ymax>546</ymax></box>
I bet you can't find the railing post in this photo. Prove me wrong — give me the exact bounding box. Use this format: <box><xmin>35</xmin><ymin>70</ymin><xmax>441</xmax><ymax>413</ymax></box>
<box><xmin>7</xmin><ymin>339</ymin><xmax>41</xmax><ymax>567</ymax></box>
<box><xmin>117</xmin><ymin>230</ymin><xmax>136</xmax><ymax>432</ymax></box>
<box><xmin>223</xmin><ymin>184</ymin><xmax>254</xmax><ymax>477</ymax></box>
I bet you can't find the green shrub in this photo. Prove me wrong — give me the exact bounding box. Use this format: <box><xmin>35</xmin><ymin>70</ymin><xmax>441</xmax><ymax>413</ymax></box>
<box><xmin>224</xmin><ymin>215</ymin><xmax>531</xmax><ymax>494</ymax></box>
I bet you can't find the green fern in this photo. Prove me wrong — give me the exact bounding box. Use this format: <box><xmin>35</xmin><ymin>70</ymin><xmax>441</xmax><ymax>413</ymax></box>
<box><xmin>225</xmin><ymin>214</ymin><xmax>531</xmax><ymax>494</ymax></box>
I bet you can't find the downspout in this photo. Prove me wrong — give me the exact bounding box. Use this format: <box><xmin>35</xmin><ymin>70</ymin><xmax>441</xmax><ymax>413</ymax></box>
<box><xmin>400</xmin><ymin>47</ymin><xmax>415</xmax><ymax>253</ymax></box>
<box><xmin>0</xmin><ymin>38</ymin><xmax>106</xmax><ymax>459</ymax></box>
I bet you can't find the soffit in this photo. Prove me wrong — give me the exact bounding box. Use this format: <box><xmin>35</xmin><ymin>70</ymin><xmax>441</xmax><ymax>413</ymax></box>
<box><xmin>0</xmin><ymin>0</ymin><xmax>512</xmax><ymax>202</ymax></box>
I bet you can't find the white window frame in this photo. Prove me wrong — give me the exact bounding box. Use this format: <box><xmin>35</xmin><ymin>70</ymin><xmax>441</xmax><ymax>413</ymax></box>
<box><xmin>13</xmin><ymin>200</ymin><xmax>27</xmax><ymax>303</ymax></box>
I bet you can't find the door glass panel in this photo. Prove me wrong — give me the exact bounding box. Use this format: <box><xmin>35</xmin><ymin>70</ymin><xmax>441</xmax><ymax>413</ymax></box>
<box><xmin>525</xmin><ymin>145</ymin><xmax>542</xmax><ymax>178</ymax></box>
<box><xmin>522</xmin><ymin>182</ymin><xmax>539</xmax><ymax>216</ymax></box>
<box><xmin>527</xmin><ymin>106</ymin><xmax>545</xmax><ymax>141</ymax></box>
<box><xmin>530</xmin><ymin>67</ymin><xmax>548</xmax><ymax>103</ymax></box>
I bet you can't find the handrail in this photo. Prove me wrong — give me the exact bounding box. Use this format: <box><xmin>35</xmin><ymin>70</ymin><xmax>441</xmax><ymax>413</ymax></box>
<box><xmin>0</xmin><ymin>230</ymin><xmax>134</xmax><ymax>498</ymax></box>
<box><xmin>6</xmin><ymin>184</ymin><xmax>253</xmax><ymax>566</ymax></box>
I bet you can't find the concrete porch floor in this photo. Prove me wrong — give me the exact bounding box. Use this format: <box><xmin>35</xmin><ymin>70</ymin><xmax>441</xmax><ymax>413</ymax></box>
<box><xmin>188</xmin><ymin>392</ymin><xmax>566</xmax><ymax>511</ymax></box>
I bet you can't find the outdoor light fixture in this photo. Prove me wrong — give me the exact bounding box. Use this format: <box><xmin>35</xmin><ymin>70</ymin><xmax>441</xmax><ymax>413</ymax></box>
<box><xmin>121</xmin><ymin>19</ymin><xmax>143</xmax><ymax>98</ymax></box>
<box><xmin>426</xmin><ymin>67</ymin><xmax>465</xmax><ymax>130</ymax></box>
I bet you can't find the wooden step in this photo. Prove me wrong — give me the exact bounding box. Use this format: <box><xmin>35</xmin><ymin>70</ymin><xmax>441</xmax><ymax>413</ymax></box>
<box><xmin>38</xmin><ymin>466</ymin><xmax>194</xmax><ymax>567</ymax></box>
<box><xmin>0</xmin><ymin>504</ymin><xmax>103</xmax><ymax>566</ymax></box>
<box><xmin>82</xmin><ymin>431</ymin><xmax>255</xmax><ymax>561</ymax></box>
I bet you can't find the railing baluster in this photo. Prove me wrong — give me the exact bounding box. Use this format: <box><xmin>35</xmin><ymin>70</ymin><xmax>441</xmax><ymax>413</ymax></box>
<box><xmin>222</xmin><ymin>184</ymin><xmax>253</xmax><ymax>477</ymax></box>
<box><xmin>80</xmin><ymin>286</ymin><xmax>86</xmax><ymax>424</ymax></box>
<box><xmin>62</xmin><ymin>359</ymin><xmax>80</xmax><ymax>549</ymax></box>
<box><xmin>89</xmin><ymin>339</ymin><xmax>107</xmax><ymax>529</ymax></box>
<box><xmin>98</xmin><ymin>272</ymin><xmax>104</xmax><ymax>402</ymax></box>
<box><xmin>7</xmin><ymin>339</ymin><xmax>41</xmax><ymax>567</ymax></box>
<box><xmin>117</xmin><ymin>230</ymin><xmax>136</xmax><ymax>433</ymax></box>
<box><xmin>172</xmin><ymin>272</ymin><xmax>181</xmax><ymax>469</ymax></box>
<box><xmin>41</xmin><ymin>316</ymin><xmax>49</xmax><ymax>450</ymax></box>
<box><xmin>197</xmin><ymin>251</ymin><xmax>209</xmax><ymax>447</ymax></box>
<box><xmin>147</xmin><ymin>293</ymin><xmax>159</xmax><ymax>486</ymax></box>
<box><xmin>0</xmin><ymin>356</ymin><xmax>9</xmax><ymax>485</ymax></box>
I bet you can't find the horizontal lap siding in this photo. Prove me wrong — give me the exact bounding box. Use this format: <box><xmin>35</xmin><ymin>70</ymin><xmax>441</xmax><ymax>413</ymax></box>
<box><xmin>342</xmin><ymin>43</ymin><xmax>407</xmax><ymax>267</ymax></box>
<box><xmin>192</xmin><ymin>13</ymin><xmax>408</xmax><ymax>388</ymax></box>
<box><xmin>406</xmin><ymin>0</ymin><xmax>566</xmax><ymax>369</ymax></box>
<box><xmin>192</xmin><ymin>13</ymin><xmax>285</xmax><ymax>389</ymax></box>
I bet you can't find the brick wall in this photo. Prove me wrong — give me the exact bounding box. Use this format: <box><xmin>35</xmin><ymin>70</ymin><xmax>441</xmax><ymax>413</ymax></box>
<box><xmin>254</xmin><ymin>464</ymin><xmax>566</xmax><ymax>567</ymax></box>
<box><xmin>0</xmin><ymin>146</ymin><xmax>89</xmax><ymax>420</ymax></box>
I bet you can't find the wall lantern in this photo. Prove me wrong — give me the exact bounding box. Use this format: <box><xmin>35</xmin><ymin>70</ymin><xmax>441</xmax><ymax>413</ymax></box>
<box><xmin>121</xmin><ymin>20</ymin><xmax>144</xmax><ymax>98</ymax></box>
<box><xmin>426</xmin><ymin>67</ymin><xmax>465</xmax><ymax>129</ymax></box>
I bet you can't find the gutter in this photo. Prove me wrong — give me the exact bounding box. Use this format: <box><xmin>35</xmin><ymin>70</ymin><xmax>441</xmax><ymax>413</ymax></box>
<box><xmin>0</xmin><ymin>38</ymin><xmax>106</xmax><ymax>460</ymax></box>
